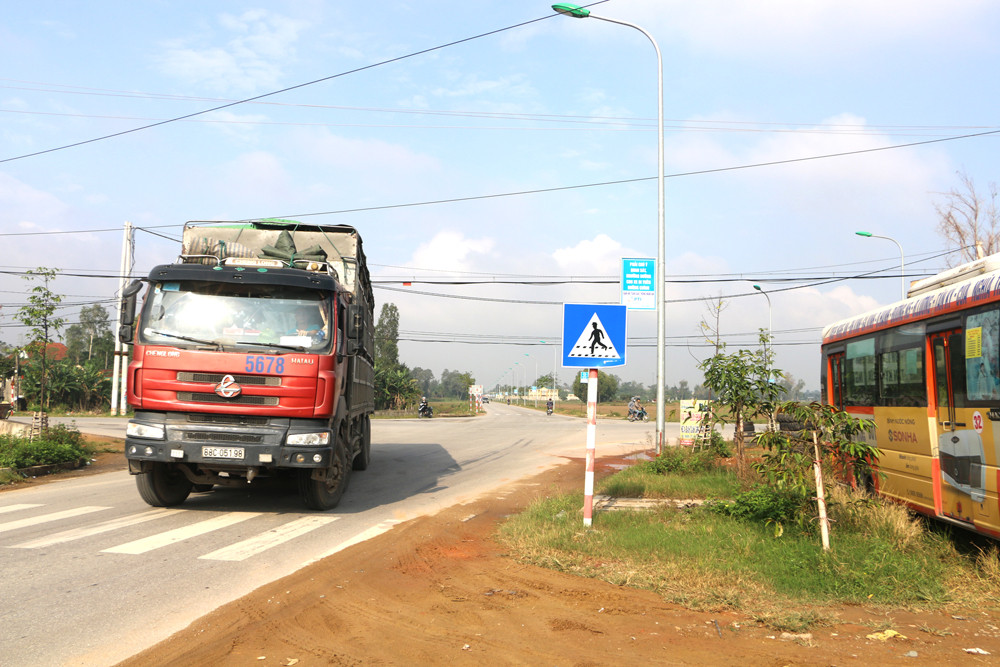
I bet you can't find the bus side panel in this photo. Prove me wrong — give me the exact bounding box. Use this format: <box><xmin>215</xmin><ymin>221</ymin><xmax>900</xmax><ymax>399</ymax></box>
<box><xmin>868</xmin><ymin>406</ymin><xmax>938</xmax><ymax>515</ymax></box>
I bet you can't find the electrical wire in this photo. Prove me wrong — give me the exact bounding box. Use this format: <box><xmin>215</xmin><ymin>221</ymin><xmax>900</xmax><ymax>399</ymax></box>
<box><xmin>0</xmin><ymin>5</ymin><xmax>610</xmax><ymax>164</ymax></box>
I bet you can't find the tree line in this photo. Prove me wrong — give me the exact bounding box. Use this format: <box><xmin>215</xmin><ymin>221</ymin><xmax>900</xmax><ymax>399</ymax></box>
<box><xmin>1</xmin><ymin>268</ymin><xmax>116</xmax><ymax>412</ymax></box>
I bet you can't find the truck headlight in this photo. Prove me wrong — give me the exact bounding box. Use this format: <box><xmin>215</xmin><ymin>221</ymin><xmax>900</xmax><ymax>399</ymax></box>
<box><xmin>286</xmin><ymin>432</ymin><xmax>330</xmax><ymax>446</ymax></box>
<box><xmin>126</xmin><ymin>422</ymin><xmax>165</xmax><ymax>439</ymax></box>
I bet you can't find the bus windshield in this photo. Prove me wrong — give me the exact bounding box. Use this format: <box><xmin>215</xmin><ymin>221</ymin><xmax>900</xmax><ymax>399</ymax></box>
<box><xmin>137</xmin><ymin>280</ymin><xmax>332</xmax><ymax>353</ymax></box>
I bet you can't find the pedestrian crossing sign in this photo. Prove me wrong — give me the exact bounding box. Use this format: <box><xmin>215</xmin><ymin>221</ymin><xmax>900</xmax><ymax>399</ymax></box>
<box><xmin>562</xmin><ymin>303</ymin><xmax>627</xmax><ymax>368</ymax></box>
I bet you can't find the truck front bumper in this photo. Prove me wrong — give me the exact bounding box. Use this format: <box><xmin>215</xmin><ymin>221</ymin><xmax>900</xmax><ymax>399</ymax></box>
<box><xmin>125</xmin><ymin>410</ymin><xmax>334</xmax><ymax>472</ymax></box>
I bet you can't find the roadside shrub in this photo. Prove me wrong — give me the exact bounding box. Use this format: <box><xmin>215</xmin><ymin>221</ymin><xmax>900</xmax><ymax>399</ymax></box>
<box><xmin>708</xmin><ymin>484</ymin><xmax>810</xmax><ymax>527</ymax></box>
<box><xmin>639</xmin><ymin>446</ymin><xmax>718</xmax><ymax>475</ymax></box>
<box><xmin>708</xmin><ymin>430</ymin><xmax>732</xmax><ymax>458</ymax></box>
<box><xmin>0</xmin><ymin>425</ymin><xmax>89</xmax><ymax>470</ymax></box>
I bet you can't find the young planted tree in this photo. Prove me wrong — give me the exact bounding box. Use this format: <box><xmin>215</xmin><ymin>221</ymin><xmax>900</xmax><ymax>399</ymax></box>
<box><xmin>755</xmin><ymin>402</ymin><xmax>879</xmax><ymax>551</ymax></box>
<box><xmin>698</xmin><ymin>331</ymin><xmax>783</xmax><ymax>477</ymax></box>
<box><xmin>14</xmin><ymin>268</ymin><xmax>64</xmax><ymax>410</ymax></box>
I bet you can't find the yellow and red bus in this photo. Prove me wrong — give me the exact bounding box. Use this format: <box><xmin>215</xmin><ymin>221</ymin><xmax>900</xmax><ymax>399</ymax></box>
<box><xmin>822</xmin><ymin>254</ymin><xmax>1000</xmax><ymax>537</ymax></box>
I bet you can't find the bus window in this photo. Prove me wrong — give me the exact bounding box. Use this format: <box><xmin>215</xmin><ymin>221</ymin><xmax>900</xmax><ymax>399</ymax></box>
<box><xmin>964</xmin><ymin>309</ymin><xmax>1000</xmax><ymax>402</ymax></box>
<box><xmin>932</xmin><ymin>330</ymin><xmax>967</xmax><ymax>427</ymax></box>
<box><xmin>878</xmin><ymin>328</ymin><xmax>926</xmax><ymax>407</ymax></box>
<box><xmin>933</xmin><ymin>335</ymin><xmax>954</xmax><ymax>427</ymax></box>
<box><xmin>950</xmin><ymin>331</ymin><xmax>968</xmax><ymax>409</ymax></box>
<box><xmin>844</xmin><ymin>338</ymin><xmax>876</xmax><ymax>406</ymax></box>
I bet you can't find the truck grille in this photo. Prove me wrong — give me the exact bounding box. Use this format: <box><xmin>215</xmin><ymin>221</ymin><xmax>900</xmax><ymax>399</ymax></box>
<box><xmin>187</xmin><ymin>414</ymin><xmax>270</xmax><ymax>426</ymax></box>
<box><xmin>177</xmin><ymin>392</ymin><xmax>279</xmax><ymax>406</ymax></box>
<box><xmin>177</xmin><ymin>372</ymin><xmax>280</xmax><ymax>386</ymax></box>
<box><xmin>183</xmin><ymin>431</ymin><xmax>264</xmax><ymax>444</ymax></box>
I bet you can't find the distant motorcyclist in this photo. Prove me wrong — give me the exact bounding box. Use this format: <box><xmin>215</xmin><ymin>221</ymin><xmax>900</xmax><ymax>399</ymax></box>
<box><xmin>418</xmin><ymin>396</ymin><xmax>433</xmax><ymax>418</ymax></box>
<box><xmin>546</xmin><ymin>398</ymin><xmax>554</xmax><ymax>415</ymax></box>
<box><xmin>627</xmin><ymin>396</ymin><xmax>639</xmax><ymax>419</ymax></box>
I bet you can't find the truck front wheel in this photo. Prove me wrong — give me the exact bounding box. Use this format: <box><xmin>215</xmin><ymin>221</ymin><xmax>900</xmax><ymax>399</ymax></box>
<box><xmin>299</xmin><ymin>439</ymin><xmax>350</xmax><ymax>510</ymax></box>
<box><xmin>135</xmin><ymin>463</ymin><xmax>193</xmax><ymax>507</ymax></box>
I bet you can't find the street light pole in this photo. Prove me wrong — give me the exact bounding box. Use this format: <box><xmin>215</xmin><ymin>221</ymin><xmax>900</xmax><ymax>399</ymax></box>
<box><xmin>553</xmin><ymin>3</ymin><xmax>667</xmax><ymax>452</ymax></box>
<box><xmin>856</xmin><ymin>231</ymin><xmax>906</xmax><ymax>301</ymax></box>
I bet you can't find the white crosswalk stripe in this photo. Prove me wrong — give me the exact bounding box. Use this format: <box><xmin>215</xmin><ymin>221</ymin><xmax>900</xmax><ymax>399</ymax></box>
<box><xmin>102</xmin><ymin>511</ymin><xmax>262</xmax><ymax>554</ymax></box>
<box><xmin>11</xmin><ymin>508</ymin><xmax>184</xmax><ymax>549</ymax></box>
<box><xmin>199</xmin><ymin>515</ymin><xmax>339</xmax><ymax>561</ymax></box>
<box><xmin>1</xmin><ymin>503</ymin><xmax>343</xmax><ymax>562</ymax></box>
<box><xmin>0</xmin><ymin>506</ymin><xmax>110</xmax><ymax>534</ymax></box>
<box><xmin>0</xmin><ymin>504</ymin><xmax>43</xmax><ymax>515</ymax></box>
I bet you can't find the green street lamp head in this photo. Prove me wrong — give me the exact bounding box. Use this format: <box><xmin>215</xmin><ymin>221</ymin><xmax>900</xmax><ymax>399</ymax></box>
<box><xmin>855</xmin><ymin>231</ymin><xmax>873</xmax><ymax>237</ymax></box>
<box><xmin>552</xmin><ymin>3</ymin><xmax>590</xmax><ymax>18</ymax></box>
<box><xmin>753</xmin><ymin>284</ymin><xmax>762</xmax><ymax>292</ymax></box>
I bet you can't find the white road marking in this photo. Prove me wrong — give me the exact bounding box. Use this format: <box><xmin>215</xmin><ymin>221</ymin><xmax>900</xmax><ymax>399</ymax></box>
<box><xmin>0</xmin><ymin>504</ymin><xmax>43</xmax><ymax>515</ymax></box>
<box><xmin>308</xmin><ymin>519</ymin><xmax>401</xmax><ymax>564</ymax></box>
<box><xmin>0</xmin><ymin>506</ymin><xmax>110</xmax><ymax>534</ymax></box>
<box><xmin>199</xmin><ymin>515</ymin><xmax>339</xmax><ymax>561</ymax></box>
<box><xmin>11</xmin><ymin>508</ymin><xmax>184</xmax><ymax>548</ymax></box>
<box><xmin>102</xmin><ymin>511</ymin><xmax>261</xmax><ymax>554</ymax></box>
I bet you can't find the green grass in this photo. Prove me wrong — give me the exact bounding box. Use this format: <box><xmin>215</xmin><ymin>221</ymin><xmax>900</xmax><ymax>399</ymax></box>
<box><xmin>497</xmin><ymin>449</ymin><xmax>1000</xmax><ymax>627</ymax></box>
<box><xmin>374</xmin><ymin>399</ymin><xmax>479</xmax><ymax>419</ymax></box>
<box><xmin>598</xmin><ymin>464</ymin><xmax>738</xmax><ymax>499</ymax></box>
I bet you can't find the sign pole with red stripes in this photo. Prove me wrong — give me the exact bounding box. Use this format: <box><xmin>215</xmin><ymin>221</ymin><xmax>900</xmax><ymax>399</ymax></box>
<box><xmin>583</xmin><ymin>367</ymin><xmax>599</xmax><ymax>527</ymax></box>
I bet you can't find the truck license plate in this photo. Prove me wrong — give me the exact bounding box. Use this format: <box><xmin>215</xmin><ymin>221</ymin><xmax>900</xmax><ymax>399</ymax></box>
<box><xmin>202</xmin><ymin>446</ymin><xmax>245</xmax><ymax>460</ymax></box>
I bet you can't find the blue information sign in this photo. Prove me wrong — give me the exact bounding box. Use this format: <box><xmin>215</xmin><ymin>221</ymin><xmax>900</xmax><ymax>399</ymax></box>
<box><xmin>621</xmin><ymin>257</ymin><xmax>656</xmax><ymax>310</ymax></box>
<box><xmin>562</xmin><ymin>303</ymin><xmax>627</xmax><ymax>368</ymax></box>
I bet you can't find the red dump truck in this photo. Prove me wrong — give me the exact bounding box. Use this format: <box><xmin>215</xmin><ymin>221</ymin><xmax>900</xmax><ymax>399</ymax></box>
<box><xmin>119</xmin><ymin>219</ymin><xmax>375</xmax><ymax>510</ymax></box>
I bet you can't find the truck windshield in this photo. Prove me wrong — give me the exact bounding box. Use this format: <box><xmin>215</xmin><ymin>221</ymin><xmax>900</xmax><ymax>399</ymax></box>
<box><xmin>136</xmin><ymin>280</ymin><xmax>333</xmax><ymax>353</ymax></box>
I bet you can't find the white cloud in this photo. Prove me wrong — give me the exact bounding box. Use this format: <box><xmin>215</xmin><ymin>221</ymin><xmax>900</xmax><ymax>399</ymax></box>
<box><xmin>622</xmin><ymin>0</ymin><xmax>996</xmax><ymax>61</ymax></box>
<box><xmin>155</xmin><ymin>10</ymin><xmax>308</xmax><ymax>92</ymax></box>
<box><xmin>0</xmin><ymin>172</ymin><xmax>72</xmax><ymax>225</ymax></box>
<box><xmin>293</xmin><ymin>129</ymin><xmax>441</xmax><ymax>174</ymax></box>
<box><xmin>553</xmin><ymin>234</ymin><xmax>642</xmax><ymax>275</ymax></box>
<box><xmin>410</xmin><ymin>231</ymin><xmax>495</xmax><ymax>273</ymax></box>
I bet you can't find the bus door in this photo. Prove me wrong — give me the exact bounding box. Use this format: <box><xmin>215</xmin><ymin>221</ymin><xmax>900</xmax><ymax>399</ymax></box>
<box><xmin>930</xmin><ymin>329</ymin><xmax>986</xmax><ymax>524</ymax></box>
<box><xmin>828</xmin><ymin>352</ymin><xmax>845</xmax><ymax>411</ymax></box>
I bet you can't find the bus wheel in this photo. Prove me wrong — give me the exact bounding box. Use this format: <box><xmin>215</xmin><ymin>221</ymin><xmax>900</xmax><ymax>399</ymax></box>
<box><xmin>863</xmin><ymin>473</ymin><xmax>877</xmax><ymax>495</ymax></box>
<box><xmin>136</xmin><ymin>463</ymin><xmax>193</xmax><ymax>507</ymax></box>
<box><xmin>299</xmin><ymin>438</ymin><xmax>350</xmax><ymax>510</ymax></box>
<box><xmin>352</xmin><ymin>415</ymin><xmax>371</xmax><ymax>471</ymax></box>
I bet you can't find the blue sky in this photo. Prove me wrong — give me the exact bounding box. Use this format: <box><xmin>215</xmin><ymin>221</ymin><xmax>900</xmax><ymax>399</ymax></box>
<box><xmin>2</xmin><ymin>0</ymin><xmax>999</xmax><ymax>393</ymax></box>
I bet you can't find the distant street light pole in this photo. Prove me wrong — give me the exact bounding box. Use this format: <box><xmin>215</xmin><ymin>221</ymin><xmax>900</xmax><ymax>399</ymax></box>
<box><xmin>753</xmin><ymin>283</ymin><xmax>775</xmax><ymax>432</ymax></box>
<box><xmin>752</xmin><ymin>284</ymin><xmax>772</xmax><ymax>344</ymax></box>
<box><xmin>540</xmin><ymin>339</ymin><xmax>558</xmax><ymax>398</ymax></box>
<box><xmin>553</xmin><ymin>3</ymin><xmax>667</xmax><ymax>452</ymax></box>
<box><xmin>856</xmin><ymin>231</ymin><xmax>906</xmax><ymax>301</ymax></box>
<box><xmin>524</xmin><ymin>353</ymin><xmax>539</xmax><ymax>406</ymax></box>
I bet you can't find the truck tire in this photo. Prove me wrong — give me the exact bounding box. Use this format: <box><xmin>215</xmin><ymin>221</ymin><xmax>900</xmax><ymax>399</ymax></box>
<box><xmin>299</xmin><ymin>437</ymin><xmax>350</xmax><ymax>510</ymax></box>
<box><xmin>352</xmin><ymin>415</ymin><xmax>371</xmax><ymax>471</ymax></box>
<box><xmin>135</xmin><ymin>463</ymin><xmax>193</xmax><ymax>507</ymax></box>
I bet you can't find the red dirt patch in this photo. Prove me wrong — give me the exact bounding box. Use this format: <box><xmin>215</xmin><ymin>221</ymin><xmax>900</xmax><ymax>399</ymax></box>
<box><xmin>115</xmin><ymin>455</ymin><xmax>1000</xmax><ymax>666</ymax></box>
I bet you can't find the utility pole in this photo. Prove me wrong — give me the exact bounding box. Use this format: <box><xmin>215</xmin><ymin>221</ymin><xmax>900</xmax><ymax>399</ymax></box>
<box><xmin>111</xmin><ymin>221</ymin><xmax>133</xmax><ymax>415</ymax></box>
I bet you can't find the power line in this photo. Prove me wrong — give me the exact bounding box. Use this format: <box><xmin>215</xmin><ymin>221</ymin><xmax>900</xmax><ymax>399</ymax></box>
<box><xmin>270</xmin><ymin>127</ymin><xmax>1000</xmax><ymax>220</ymax></box>
<box><xmin>0</xmin><ymin>8</ymin><xmax>590</xmax><ymax>164</ymax></box>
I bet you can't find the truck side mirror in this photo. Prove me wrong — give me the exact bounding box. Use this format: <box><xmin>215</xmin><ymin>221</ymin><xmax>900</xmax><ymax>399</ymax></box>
<box><xmin>118</xmin><ymin>280</ymin><xmax>144</xmax><ymax>343</ymax></box>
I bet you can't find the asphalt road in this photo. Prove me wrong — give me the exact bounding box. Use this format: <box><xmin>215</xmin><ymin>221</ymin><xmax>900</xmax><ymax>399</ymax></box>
<box><xmin>0</xmin><ymin>404</ymin><xmax>664</xmax><ymax>667</ymax></box>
